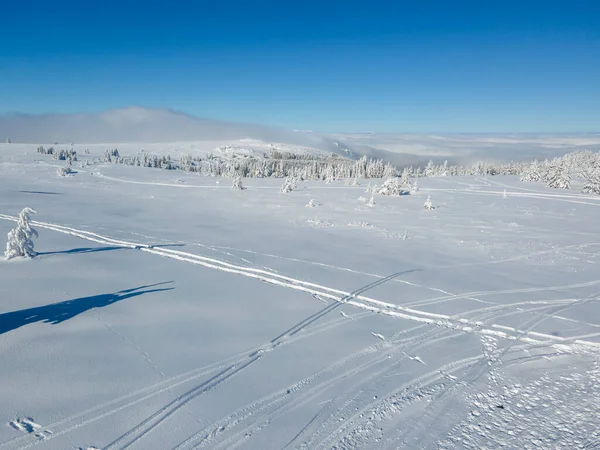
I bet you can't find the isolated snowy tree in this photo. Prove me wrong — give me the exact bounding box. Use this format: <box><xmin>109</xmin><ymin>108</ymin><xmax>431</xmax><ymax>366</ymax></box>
<box><xmin>5</xmin><ymin>208</ymin><xmax>38</xmax><ymax>260</ymax></box>
<box><xmin>306</xmin><ymin>198</ymin><xmax>317</xmax><ymax>208</ymax></box>
<box><xmin>424</xmin><ymin>196</ymin><xmax>434</xmax><ymax>210</ymax></box>
<box><xmin>231</xmin><ymin>174</ymin><xmax>246</xmax><ymax>190</ymax></box>
<box><xmin>503</xmin><ymin>189</ymin><xmax>507</xmax><ymax>199</ymax></box>
<box><xmin>5</xmin><ymin>137</ymin><xmax>10</xmax><ymax>144</ymax></box>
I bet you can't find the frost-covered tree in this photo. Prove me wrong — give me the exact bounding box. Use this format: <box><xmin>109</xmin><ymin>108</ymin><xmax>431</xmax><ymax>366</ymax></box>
<box><xmin>424</xmin><ymin>196</ymin><xmax>434</xmax><ymax>210</ymax></box>
<box><xmin>425</xmin><ymin>160</ymin><xmax>435</xmax><ymax>177</ymax></box>
<box><xmin>306</xmin><ymin>198</ymin><xmax>317</xmax><ymax>207</ymax></box>
<box><xmin>545</xmin><ymin>159</ymin><xmax>571</xmax><ymax>189</ymax></box>
<box><xmin>5</xmin><ymin>137</ymin><xmax>10</xmax><ymax>144</ymax></box>
<box><xmin>378</xmin><ymin>177</ymin><xmax>405</xmax><ymax>196</ymax></box>
<box><xmin>520</xmin><ymin>159</ymin><xmax>541</xmax><ymax>182</ymax></box>
<box><xmin>231</xmin><ymin>174</ymin><xmax>245</xmax><ymax>190</ymax></box>
<box><xmin>582</xmin><ymin>169</ymin><xmax>600</xmax><ymax>195</ymax></box>
<box><xmin>401</xmin><ymin>167</ymin><xmax>411</xmax><ymax>185</ymax></box>
<box><xmin>410</xmin><ymin>180</ymin><xmax>419</xmax><ymax>193</ymax></box>
<box><xmin>281</xmin><ymin>176</ymin><xmax>297</xmax><ymax>193</ymax></box>
<box><xmin>439</xmin><ymin>160</ymin><xmax>449</xmax><ymax>177</ymax></box>
<box><xmin>5</xmin><ymin>208</ymin><xmax>38</xmax><ymax>260</ymax></box>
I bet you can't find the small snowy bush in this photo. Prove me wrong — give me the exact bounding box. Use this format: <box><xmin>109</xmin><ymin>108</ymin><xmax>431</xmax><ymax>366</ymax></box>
<box><xmin>306</xmin><ymin>199</ymin><xmax>317</xmax><ymax>207</ymax></box>
<box><xmin>5</xmin><ymin>208</ymin><xmax>38</xmax><ymax>260</ymax></box>
<box><xmin>424</xmin><ymin>196</ymin><xmax>434</xmax><ymax>210</ymax></box>
<box><xmin>57</xmin><ymin>160</ymin><xmax>75</xmax><ymax>177</ymax></box>
<box><xmin>367</xmin><ymin>195</ymin><xmax>375</xmax><ymax>207</ymax></box>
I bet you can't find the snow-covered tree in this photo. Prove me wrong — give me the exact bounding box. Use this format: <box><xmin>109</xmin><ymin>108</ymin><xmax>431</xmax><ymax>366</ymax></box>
<box><xmin>231</xmin><ymin>174</ymin><xmax>246</xmax><ymax>190</ymax></box>
<box><xmin>401</xmin><ymin>167</ymin><xmax>411</xmax><ymax>185</ymax></box>
<box><xmin>425</xmin><ymin>160</ymin><xmax>435</xmax><ymax>177</ymax></box>
<box><xmin>545</xmin><ymin>159</ymin><xmax>571</xmax><ymax>189</ymax></box>
<box><xmin>281</xmin><ymin>176</ymin><xmax>297</xmax><ymax>193</ymax></box>
<box><xmin>520</xmin><ymin>159</ymin><xmax>541</xmax><ymax>182</ymax></box>
<box><xmin>306</xmin><ymin>198</ymin><xmax>317</xmax><ymax>207</ymax></box>
<box><xmin>5</xmin><ymin>208</ymin><xmax>38</xmax><ymax>260</ymax></box>
<box><xmin>5</xmin><ymin>137</ymin><xmax>10</xmax><ymax>144</ymax></box>
<box><xmin>582</xmin><ymin>169</ymin><xmax>600</xmax><ymax>195</ymax></box>
<box><xmin>378</xmin><ymin>177</ymin><xmax>405</xmax><ymax>196</ymax></box>
<box><xmin>410</xmin><ymin>180</ymin><xmax>419</xmax><ymax>193</ymax></box>
<box><xmin>424</xmin><ymin>196</ymin><xmax>434</xmax><ymax>210</ymax></box>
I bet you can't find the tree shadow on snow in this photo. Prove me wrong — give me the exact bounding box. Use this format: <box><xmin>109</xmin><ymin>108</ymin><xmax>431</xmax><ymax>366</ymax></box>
<box><xmin>37</xmin><ymin>243</ymin><xmax>185</xmax><ymax>256</ymax></box>
<box><xmin>0</xmin><ymin>282</ymin><xmax>174</xmax><ymax>336</ymax></box>
<box><xmin>19</xmin><ymin>190</ymin><xmax>64</xmax><ymax>195</ymax></box>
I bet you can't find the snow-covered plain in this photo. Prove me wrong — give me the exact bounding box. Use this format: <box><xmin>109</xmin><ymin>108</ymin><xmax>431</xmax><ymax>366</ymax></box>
<box><xmin>1</xmin><ymin>144</ymin><xmax>600</xmax><ymax>449</ymax></box>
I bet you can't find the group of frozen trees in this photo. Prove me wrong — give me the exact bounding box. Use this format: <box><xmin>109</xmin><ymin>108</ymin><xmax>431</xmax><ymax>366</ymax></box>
<box><xmin>100</xmin><ymin>149</ymin><xmax>398</xmax><ymax>182</ymax></box>
<box><xmin>104</xmin><ymin>149</ymin><xmax>176</xmax><ymax>170</ymax></box>
<box><xmin>406</xmin><ymin>151</ymin><xmax>600</xmax><ymax>195</ymax></box>
<box><xmin>37</xmin><ymin>146</ymin><xmax>78</xmax><ymax>161</ymax></box>
<box><xmin>519</xmin><ymin>151</ymin><xmax>600</xmax><ymax>193</ymax></box>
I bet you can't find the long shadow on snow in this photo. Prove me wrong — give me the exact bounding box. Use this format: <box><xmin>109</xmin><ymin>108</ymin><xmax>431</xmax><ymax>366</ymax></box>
<box><xmin>0</xmin><ymin>282</ymin><xmax>174</xmax><ymax>336</ymax></box>
<box><xmin>37</xmin><ymin>243</ymin><xmax>184</xmax><ymax>256</ymax></box>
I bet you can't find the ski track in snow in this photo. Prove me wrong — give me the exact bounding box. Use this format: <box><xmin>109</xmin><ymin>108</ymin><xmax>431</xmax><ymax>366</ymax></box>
<box><xmin>1</xmin><ymin>213</ymin><xmax>597</xmax><ymax>351</ymax></box>
<box><xmin>2</xmin><ymin>213</ymin><xmax>600</xmax><ymax>449</ymax></box>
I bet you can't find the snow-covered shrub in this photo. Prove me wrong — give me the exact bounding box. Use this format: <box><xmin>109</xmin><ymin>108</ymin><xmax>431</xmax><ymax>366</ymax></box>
<box><xmin>231</xmin><ymin>174</ymin><xmax>246</xmax><ymax>190</ymax></box>
<box><xmin>367</xmin><ymin>195</ymin><xmax>375</xmax><ymax>207</ymax></box>
<box><xmin>378</xmin><ymin>177</ymin><xmax>405</xmax><ymax>196</ymax></box>
<box><xmin>306</xmin><ymin>199</ymin><xmax>317</xmax><ymax>207</ymax></box>
<box><xmin>281</xmin><ymin>176</ymin><xmax>297</xmax><ymax>193</ymax></box>
<box><xmin>424</xmin><ymin>196</ymin><xmax>434</xmax><ymax>210</ymax></box>
<box><xmin>5</xmin><ymin>208</ymin><xmax>38</xmax><ymax>260</ymax></box>
<box><xmin>57</xmin><ymin>160</ymin><xmax>75</xmax><ymax>177</ymax></box>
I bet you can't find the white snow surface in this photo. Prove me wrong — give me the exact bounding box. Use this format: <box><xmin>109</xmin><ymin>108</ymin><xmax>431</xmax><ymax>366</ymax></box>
<box><xmin>1</xmin><ymin>143</ymin><xmax>600</xmax><ymax>449</ymax></box>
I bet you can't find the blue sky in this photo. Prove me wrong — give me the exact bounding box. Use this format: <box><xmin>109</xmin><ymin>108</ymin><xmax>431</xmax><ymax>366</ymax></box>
<box><xmin>1</xmin><ymin>0</ymin><xmax>599</xmax><ymax>132</ymax></box>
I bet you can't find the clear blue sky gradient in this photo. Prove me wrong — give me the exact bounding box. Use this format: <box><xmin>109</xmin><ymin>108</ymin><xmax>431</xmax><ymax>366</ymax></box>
<box><xmin>1</xmin><ymin>0</ymin><xmax>599</xmax><ymax>132</ymax></box>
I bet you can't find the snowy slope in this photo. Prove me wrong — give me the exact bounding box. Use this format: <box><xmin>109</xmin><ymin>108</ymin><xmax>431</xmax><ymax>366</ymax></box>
<box><xmin>1</xmin><ymin>148</ymin><xmax>600</xmax><ymax>449</ymax></box>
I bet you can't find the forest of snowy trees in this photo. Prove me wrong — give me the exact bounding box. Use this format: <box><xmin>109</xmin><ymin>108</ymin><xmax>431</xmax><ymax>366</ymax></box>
<box><xmin>34</xmin><ymin>143</ymin><xmax>600</xmax><ymax>196</ymax></box>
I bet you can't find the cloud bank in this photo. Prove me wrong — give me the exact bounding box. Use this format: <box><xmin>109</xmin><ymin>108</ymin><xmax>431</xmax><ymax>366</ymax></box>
<box><xmin>1</xmin><ymin>107</ymin><xmax>598</xmax><ymax>165</ymax></box>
